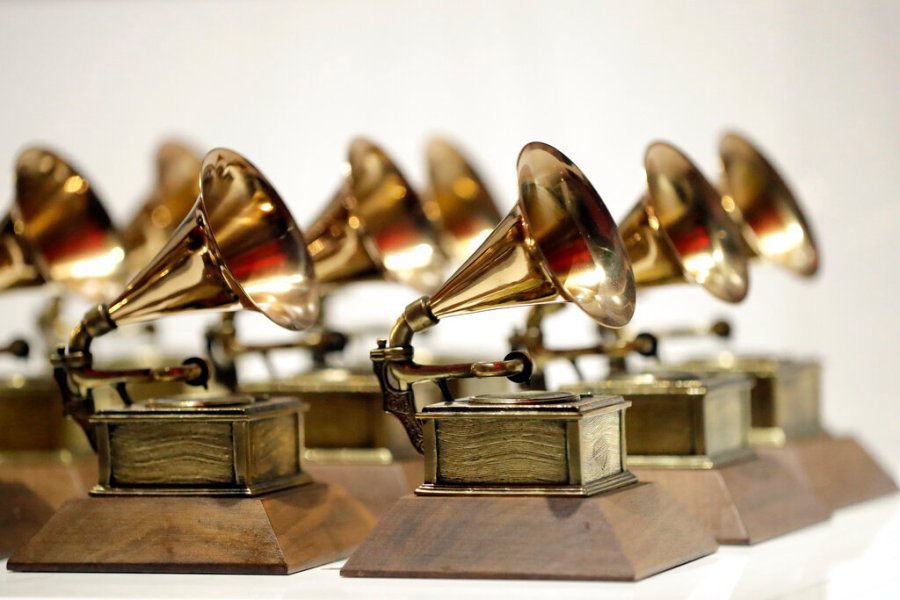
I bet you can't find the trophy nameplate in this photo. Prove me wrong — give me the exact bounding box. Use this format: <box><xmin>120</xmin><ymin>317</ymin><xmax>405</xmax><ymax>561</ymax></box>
<box><xmin>677</xmin><ymin>356</ymin><xmax>821</xmax><ymax>445</ymax></box>
<box><xmin>563</xmin><ymin>372</ymin><xmax>830</xmax><ymax>544</ymax></box>
<box><xmin>565</xmin><ymin>373</ymin><xmax>754</xmax><ymax>469</ymax></box>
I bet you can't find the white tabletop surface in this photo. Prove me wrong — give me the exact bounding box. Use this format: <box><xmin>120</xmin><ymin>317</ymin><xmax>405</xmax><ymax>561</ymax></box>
<box><xmin>2</xmin><ymin>487</ymin><xmax>899</xmax><ymax>600</ymax></box>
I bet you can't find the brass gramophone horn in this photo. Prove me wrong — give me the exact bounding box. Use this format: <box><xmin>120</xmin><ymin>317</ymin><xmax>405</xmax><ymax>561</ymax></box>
<box><xmin>12</xmin><ymin>148</ymin><xmax>126</xmax><ymax>301</ymax></box>
<box><xmin>423</xmin><ymin>138</ymin><xmax>502</xmax><ymax>265</ymax></box>
<box><xmin>121</xmin><ymin>141</ymin><xmax>202</xmax><ymax>273</ymax></box>
<box><xmin>619</xmin><ymin>141</ymin><xmax>750</xmax><ymax>302</ymax></box>
<box><xmin>718</xmin><ymin>132</ymin><xmax>819</xmax><ymax>276</ymax></box>
<box><xmin>305</xmin><ymin>138</ymin><xmax>447</xmax><ymax>293</ymax></box>
<box><xmin>372</xmin><ymin>141</ymin><xmax>636</xmax><ymax>451</ymax></box>
<box><xmin>53</xmin><ymin>147</ymin><xmax>319</xmax><ymax>444</ymax></box>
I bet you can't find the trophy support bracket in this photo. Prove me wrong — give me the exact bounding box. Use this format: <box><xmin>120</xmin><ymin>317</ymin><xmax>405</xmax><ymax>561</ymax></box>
<box><xmin>0</xmin><ymin>453</ymin><xmax>95</xmax><ymax>558</ymax></box>
<box><xmin>631</xmin><ymin>452</ymin><xmax>831</xmax><ymax>544</ymax></box>
<box><xmin>756</xmin><ymin>433</ymin><xmax>897</xmax><ymax>510</ymax></box>
<box><xmin>341</xmin><ymin>482</ymin><xmax>717</xmax><ymax>581</ymax></box>
<box><xmin>7</xmin><ymin>482</ymin><xmax>375</xmax><ymax>574</ymax></box>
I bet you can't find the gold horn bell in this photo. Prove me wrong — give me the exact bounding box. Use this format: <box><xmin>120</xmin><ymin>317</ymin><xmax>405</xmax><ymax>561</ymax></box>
<box><xmin>54</xmin><ymin>147</ymin><xmax>319</xmax><ymax>443</ymax></box>
<box><xmin>11</xmin><ymin>148</ymin><xmax>126</xmax><ymax>301</ymax></box>
<box><xmin>305</xmin><ymin>138</ymin><xmax>446</xmax><ymax>293</ymax></box>
<box><xmin>718</xmin><ymin>132</ymin><xmax>819</xmax><ymax>277</ymax></box>
<box><xmin>121</xmin><ymin>141</ymin><xmax>202</xmax><ymax>274</ymax></box>
<box><xmin>373</xmin><ymin>141</ymin><xmax>636</xmax><ymax>451</ymax></box>
<box><xmin>423</xmin><ymin>138</ymin><xmax>502</xmax><ymax>265</ymax></box>
<box><xmin>619</xmin><ymin>141</ymin><xmax>750</xmax><ymax>303</ymax></box>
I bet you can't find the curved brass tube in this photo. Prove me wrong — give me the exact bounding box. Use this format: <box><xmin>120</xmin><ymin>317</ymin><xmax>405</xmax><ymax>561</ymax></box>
<box><xmin>53</xmin><ymin>303</ymin><xmax>209</xmax><ymax>449</ymax></box>
<box><xmin>373</xmin><ymin>297</ymin><xmax>532</xmax><ymax>453</ymax></box>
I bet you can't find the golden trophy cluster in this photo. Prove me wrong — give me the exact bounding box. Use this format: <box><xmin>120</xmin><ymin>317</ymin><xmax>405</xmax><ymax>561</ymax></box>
<box><xmin>0</xmin><ymin>132</ymin><xmax>894</xmax><ymax>580</ymax></box>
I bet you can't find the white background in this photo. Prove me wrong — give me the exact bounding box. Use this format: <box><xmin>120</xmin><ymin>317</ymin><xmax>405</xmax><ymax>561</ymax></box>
<box><xmin>0</xmin><ymin>1</ymin><xmax>897</xmax><ymax>460</ymax></box>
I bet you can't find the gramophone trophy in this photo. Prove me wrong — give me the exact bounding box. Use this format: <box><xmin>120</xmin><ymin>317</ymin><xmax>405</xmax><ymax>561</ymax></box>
<box><xmin>672</xmin><ymin>132</ymin><xmax>897</xmax><ymax>509</ymax></box>
<box><xmin>341</xmin><ymin>142</ymin><xmax>716</xmax><ymax>581</ymax></box>
<box><xmin>526</xmin><ymin>142</ymin><xmax>829</xmax><ymax>544</ymax></box>
<box><xmin>8</xmin><ymin>148</ymin><xmax>373</xmax><ymax>574</ymax></box>
<box><xmin>207</xmin><ymin>138</ymin><xmax>454</xmax><ymax>517</ymax></box>
<box><xmin>0</xmin><ymin>147</ymin><xmax>125</xmax><ymax>556</ymax></box>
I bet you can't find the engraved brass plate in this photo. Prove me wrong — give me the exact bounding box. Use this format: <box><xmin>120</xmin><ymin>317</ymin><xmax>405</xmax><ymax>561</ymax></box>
<box><xmin>91</xmin><ymin>395</ymin><xmax>309</xmax><ymax>495</ymax></box>
<box><xmin>563</xmin><ymin>372</ymin><xmax>755</xmax><ymax>469</ymax></box>
<box><xmin>676</xmin><ymin>356</ymin><xmax>822</xmax><ymax>445</ymax></box>
<box><xmin>418</xmin><ymin>392</ymin><xmax>636</xmax><ymax>496</ymax></box>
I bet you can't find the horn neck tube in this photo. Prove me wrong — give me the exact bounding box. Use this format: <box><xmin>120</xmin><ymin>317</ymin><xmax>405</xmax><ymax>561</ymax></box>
<box><xmin>53</xmin><ymin>303</ymin><xmax>209</xmax><ymax>449</ymax></box>
<box><xmin>372</xmin><ymin>297</ymin><xmax>532</xmax><ymax>453</ymax></box>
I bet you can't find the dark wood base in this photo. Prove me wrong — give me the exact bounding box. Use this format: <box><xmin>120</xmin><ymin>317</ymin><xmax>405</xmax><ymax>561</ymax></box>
<box><xmin>757</xmin><ymin>434</ymin><xmax>897</xmax><ymax>510</ymax></box>
<box><xmin>0</xmin><ymin>455</ymin><xmax>95</xmax><ymax>557</ymax></box>
<box><xmin>7</xmin><ymin>482</ymin><xmax>375</xmax><ymax>574</ymax></box>
<box><xmin>305</xmin><ymin>457</ymin><xmax>422</xmax><ymax>518</ymax></box>
<box><xmin>341</xmin><ymin>482</ymin><xmax>717</xmax><ymax>581</ymax></box>
<box><xmin>632</xmin><ymin>454</ymin><xmax>831</xmax><ymax>545</ymax></box>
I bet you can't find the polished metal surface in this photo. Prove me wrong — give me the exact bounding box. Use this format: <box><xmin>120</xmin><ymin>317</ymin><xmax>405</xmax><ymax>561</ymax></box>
<box><xmin>428</xmin><ymin>142</ymin><xmax>635</xmax><ymax>325</ymax></box>
<box><xmin>12</xmin><ymin>147</ymin><xmax>125</xmax><ymax>300</ymax></box>
<box><xmin>106</xmin><ymin>147</ymin><xmax>318</xmax><ymax>330</ymax></box>
<box><xmin>719</xmin><ymin>132</ymin><xmax>819</xmax><ymax>276</ymax></box>
<box><xmin>619</xmin><ymin>142</ymin><xmax>749</xmax><ymax>303</ymax></box>
<box><xmin>372</xmin><ymin>141</ymin><xmax>636</xmax><ymax>452</ymax></box>
<box><xmin>122</xmin><ymin>141</ymin><xmax>202</xmax><ymax>274</ymax></box>
<box><xmin>306</xmin><ymin>138</ymin><xmax>446</xmax><ymax>293</ymax></box>
<box><xmin>54</xmin><ymin>148</ymin><xmax>319</xmax><ymax>446</ymax></box>
<box><xmin>423</xmin><ymin>138</ymin><xmax>502</xmax><ymax>265</ymax></box>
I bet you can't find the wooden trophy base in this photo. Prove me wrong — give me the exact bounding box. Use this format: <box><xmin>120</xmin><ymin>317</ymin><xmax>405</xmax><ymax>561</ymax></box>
<box><xmin>341</xmin><ymin>482</ymin><xmax>717</xmax><ymax>581</ymax></box>
<box><xmin>0</xmin><ymin>454</ymin><xmax>96</xmax><ymax>557</ymax></box>
<box><xmin>8</xmin><ymin>482</ymin><xmax>375</xmax><ymax>574</ymax></box>
<box><xmin>756</xmin><ymin>434</ymin><xmax>898</xmax><ymax>510</ymax></box>
<box><xmin>631</xmin><ymin>453</ymin><xmax>831</xmax><ymax>545</ymax></box>
<box><xmin>305</xmin><ymin>457</ymin><xmax>423</xmax><ymax>518</ymax></box>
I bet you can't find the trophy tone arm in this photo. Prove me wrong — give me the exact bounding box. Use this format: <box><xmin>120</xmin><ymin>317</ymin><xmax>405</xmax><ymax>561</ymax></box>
<box><xmin>372</xmin><ymin>297</ymin><xmax>532</xmax><ymax>453</ymax></box>
<box><xmin>52</xmin><ymin>304</ymin><xmax>210</xmax><ymax>449</ymax></box>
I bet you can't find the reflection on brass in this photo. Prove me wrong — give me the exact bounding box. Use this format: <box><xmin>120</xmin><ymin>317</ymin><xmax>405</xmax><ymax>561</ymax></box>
<box><xmin>52</xmin><ymin>148</ymin><xmax>319</xmax><ymax>457</ymax></box>
<box><xmin>93</xmin><ymin>395</ymin><xmax>308</xmax><ymax>495</ymax></box>
<box><xmin>12</xmin><ymin>147</ymin><xmax>126</xmax><ymax>301</ymax></box>
<box><xmin>307</xmin><ymin>138</ymin><xmax>446</xmax><ymax>293</ymax></box>
<box><xmin>122</xmin><ymin>141</ymin><xmax>202</xmax><ymax>274</ymax></box>
<box><xmin>419</xmin><ymin>392</ymin><xmax>634</xmax><ymax>496</ymax></box>
<box><xmin>372</xmin><ymin>142</ymin><xmax>638</xmax><ymax>498</ymax></box>
<box><xmin>620</xmin><ymin>142</ymin><xmax>749</xmax><ymax>302</ymax></box>
<box><xmin>564</xmin><ymin>372</ymin><xmax>754</xmax><ymax>469</ymax></box>
<box><xmin>423</xmin><ymin>138</ymin><xmax>502</xmax><ymax>265</ymax></box>
<box><xmin>512</xmin><ymin>142</ymin><xmax>749</xmax><ymax>376</ymax></box>
<box><xmin>718</xmin><ymin>132</ymin><xmax>819</xmax><ymax>277</ymax></box>
<box><xmin>677</xmin><ymin>356</ymin><xmax>821</xmax><ymax>446</ymax></box>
